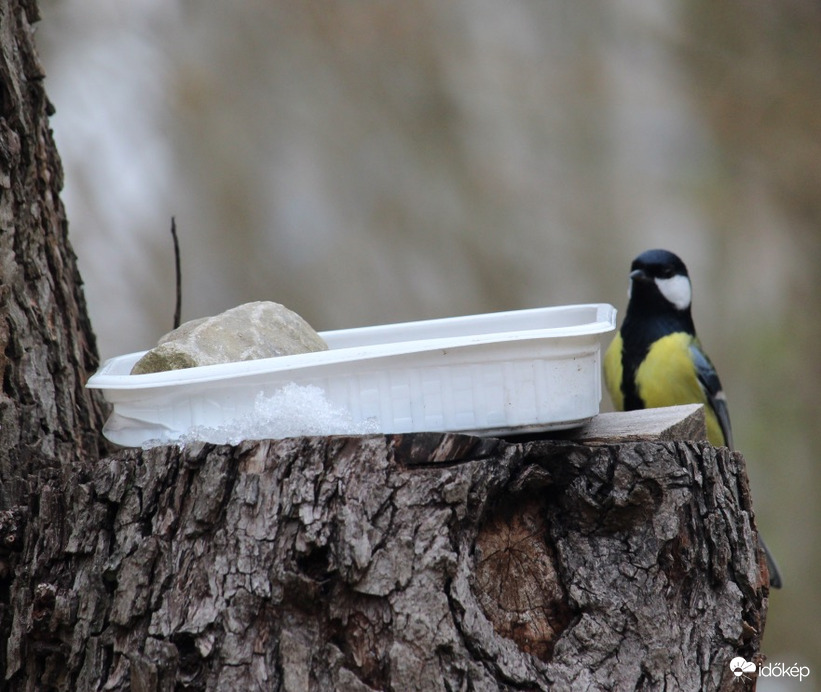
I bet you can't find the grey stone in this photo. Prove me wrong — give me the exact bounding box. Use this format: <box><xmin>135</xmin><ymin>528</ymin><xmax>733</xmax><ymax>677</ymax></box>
<box><xmin>130</xmin><ymin>301</ymin><xmax>327</xmax><ymax>374</ymax></box>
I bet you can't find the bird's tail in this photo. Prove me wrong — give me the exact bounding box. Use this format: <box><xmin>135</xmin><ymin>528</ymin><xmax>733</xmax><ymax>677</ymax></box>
<box><xmin>758</xmin><ymin>534</ymin><xmax>782</xmax><ymax>589</ymax></box>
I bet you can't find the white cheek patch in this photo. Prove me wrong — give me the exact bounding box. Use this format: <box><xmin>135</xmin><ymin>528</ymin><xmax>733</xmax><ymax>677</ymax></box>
<box><xmin>655</xmin><ymin>275</ymin><xmax>691</xmax><ymax>310</ymax></box>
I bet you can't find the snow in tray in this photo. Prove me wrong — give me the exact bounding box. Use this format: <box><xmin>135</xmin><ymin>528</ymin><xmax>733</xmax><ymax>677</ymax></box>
<box><xmin>141</xmin><ymin>383</ymin><xmax>380</xmax><ymax>448</ymax></box>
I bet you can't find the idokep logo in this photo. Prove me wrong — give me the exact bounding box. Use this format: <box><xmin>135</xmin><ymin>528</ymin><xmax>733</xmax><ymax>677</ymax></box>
<box><xmin>730</xmin><ymin>657</ymin><xmax>756</xmax><ymax>678</ymax></box>
<box><xmin>730</xmin><ymin>656</ymin><xmax>812</xmax><ymax>683</ymax></box>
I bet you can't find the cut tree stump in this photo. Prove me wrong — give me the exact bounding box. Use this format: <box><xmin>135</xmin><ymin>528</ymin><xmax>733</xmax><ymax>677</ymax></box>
<box><xmin>4</xmin><ymin>406</ymin><xmax>770</xmax><ymax>691</ymax></box>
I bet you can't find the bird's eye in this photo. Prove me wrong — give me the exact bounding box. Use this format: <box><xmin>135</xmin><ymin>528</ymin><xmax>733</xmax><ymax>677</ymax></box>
<box><xmin>659</xmin><ymin>266</ymin><xmax>674</xmax><ymax>278</ymax></box>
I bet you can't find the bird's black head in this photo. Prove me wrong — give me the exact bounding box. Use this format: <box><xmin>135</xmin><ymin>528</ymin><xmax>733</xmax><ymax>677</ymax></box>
<box><xmin>627</xmin><ymin>248</ymin><xmax>692</xmax><ymax>314</ymax></box>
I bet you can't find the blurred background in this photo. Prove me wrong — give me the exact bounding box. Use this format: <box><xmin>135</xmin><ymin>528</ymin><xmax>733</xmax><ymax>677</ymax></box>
<box><xmin>38</xmin><ymin>0</ymin><xmax>820</xmax><ymax>687</ymax></box>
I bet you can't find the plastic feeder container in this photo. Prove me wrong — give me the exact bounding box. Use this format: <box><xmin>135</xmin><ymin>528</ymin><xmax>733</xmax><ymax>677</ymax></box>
<box><xmin>87</xmin><ymin>303</ymin><xmax>616</xmax><ymax>447</ymax></box>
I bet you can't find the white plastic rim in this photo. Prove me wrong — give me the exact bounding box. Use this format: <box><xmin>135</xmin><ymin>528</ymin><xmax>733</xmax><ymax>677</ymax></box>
<box><xmin>87</xmin><ymin>303</ymin><xmax>616</xmax><ymax>446</ymax></box>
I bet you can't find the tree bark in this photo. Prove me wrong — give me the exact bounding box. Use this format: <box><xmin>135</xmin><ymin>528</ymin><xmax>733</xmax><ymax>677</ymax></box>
<box><xmin>0</xmin><ymin>0</ymin><xmax>108</xmax><ymax>685</ymax></box>
<box><xmin>0</xmin><ymin>0</ymin><xmax>105</xmax><ymax>464</ymax></box>
<box><xmin>4</xmin><ymin>432</ymin><xmax>769</xmax><ymax>691</ymax></box>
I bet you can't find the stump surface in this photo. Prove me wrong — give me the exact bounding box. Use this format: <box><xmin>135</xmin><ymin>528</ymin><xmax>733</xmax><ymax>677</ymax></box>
<box><xmin>5</xmin><ymin>429</ymin><xmax>768</xmax><ymax>691</ymax></box>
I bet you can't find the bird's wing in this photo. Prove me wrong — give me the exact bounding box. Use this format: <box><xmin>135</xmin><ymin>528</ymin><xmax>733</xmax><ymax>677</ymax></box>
<box><xmin>689</xmin><ymin>340</ymin><xmax>733</xmax><ymax>448</ymax></box>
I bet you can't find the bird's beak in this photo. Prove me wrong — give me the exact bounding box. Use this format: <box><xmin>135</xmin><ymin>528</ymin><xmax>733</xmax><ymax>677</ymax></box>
<box><xmin>630</xmin><ymin>268</ymin><xmax>650</xmax><ymax>282</ymax></box>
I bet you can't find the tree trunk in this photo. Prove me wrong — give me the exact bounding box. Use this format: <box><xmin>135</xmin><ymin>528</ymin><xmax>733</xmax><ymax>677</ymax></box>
<box><xmin>0</xmin><ymin>0</ymin><xmax>106</xmax><ymax>463</ymax></box>
<box><xmin>5</xmin><ymin>430</ymin><xmax>769</xmax><ymax>691</ymax></box>
<box><xmin>0</xmin><ymin>0</ymin><xmax>108</xmax><ymax>684</ymax></box>
<box><xmin>0</xmin><ymin>2</ymin><xmax>769</xmax><ymax>689</ymax></box>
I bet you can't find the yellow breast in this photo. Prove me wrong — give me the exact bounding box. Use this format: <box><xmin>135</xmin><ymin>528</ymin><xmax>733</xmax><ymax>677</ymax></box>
<box><xmin>604</xmin><ymin>331</ymin><xmax>726</xmax><ymax>446</ymax></box>
<box><xmin>603</xmin><ymin>333</ymin><xmax>624</xmax><ymax>410</ymax></box>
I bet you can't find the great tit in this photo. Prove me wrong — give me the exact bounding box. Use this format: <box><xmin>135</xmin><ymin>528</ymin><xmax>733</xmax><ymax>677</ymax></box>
<box><xmin>604</xmin><ymin>248</ymin><xmax>782</xmax><ymax>588</ymax></box>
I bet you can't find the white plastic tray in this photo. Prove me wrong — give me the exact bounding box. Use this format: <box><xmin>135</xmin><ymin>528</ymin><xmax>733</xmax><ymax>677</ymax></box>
<box><xmin>87</xmin><ymin>303</ymin><xmax>616</xmax><ymax>446</ymax></box>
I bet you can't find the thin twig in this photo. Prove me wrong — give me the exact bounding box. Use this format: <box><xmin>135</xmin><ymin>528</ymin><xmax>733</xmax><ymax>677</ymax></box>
<box><xmin>171</xmin><ymin>217</ymin><xmax>182</xmax><ymax>329</ymax></box>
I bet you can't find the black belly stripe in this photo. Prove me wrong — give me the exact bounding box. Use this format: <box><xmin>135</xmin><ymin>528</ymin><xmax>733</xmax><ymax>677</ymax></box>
<box><xmin>621</xmin><ymin>345</ymin><xmax>646</xmax><ymax>411</ymax></box>
<box><xmin>618</xmin><ymin>310</ymin><xmax>695</xmax><ymax>413</ymax></box>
